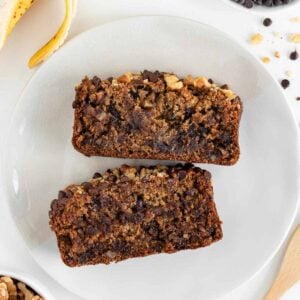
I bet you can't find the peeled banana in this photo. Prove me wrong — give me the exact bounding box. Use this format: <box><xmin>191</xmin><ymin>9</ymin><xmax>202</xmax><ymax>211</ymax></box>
<box><xmin>0</xmin><ymin>0</ymin><xmax>35</xmax><ymax>48</ymax></box>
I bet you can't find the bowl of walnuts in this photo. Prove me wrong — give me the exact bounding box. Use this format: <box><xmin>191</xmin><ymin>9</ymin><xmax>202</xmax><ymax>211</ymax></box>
<box><xmin>0</xmin><ymin>269</ymin><xmax>54</xmax><ymax>300</ymax></box>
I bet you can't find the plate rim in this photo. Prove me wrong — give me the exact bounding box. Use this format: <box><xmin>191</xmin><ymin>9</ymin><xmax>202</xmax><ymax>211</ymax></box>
<box><xmin>1</xmin><ymin>15</ymin><xmax>300</xmax><ymax>299</ymax></box>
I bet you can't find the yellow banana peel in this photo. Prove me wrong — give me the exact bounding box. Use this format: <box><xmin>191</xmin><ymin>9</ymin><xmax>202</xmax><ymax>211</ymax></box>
<box><xmin>0</xmin><ymin>0</ymin><xmax>76</xmax><ymax>68</ymax></box>
<box><xmin>28</xmin><ymin>0</ymin><xmax>75</xmax><ymax>67</ymax></box>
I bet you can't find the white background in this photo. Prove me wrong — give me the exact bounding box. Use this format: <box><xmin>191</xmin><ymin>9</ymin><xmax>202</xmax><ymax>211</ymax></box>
<box><xmin>0</xmin><ymin>0</ymin><xmax>299</xmax><ymax>299</ymax></box>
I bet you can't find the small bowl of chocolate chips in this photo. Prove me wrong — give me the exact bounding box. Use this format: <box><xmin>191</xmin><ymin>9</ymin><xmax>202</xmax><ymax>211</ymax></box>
<box><xmin>225</xmin><ymin>0</ymin><xmax>300</xmax><ymax>13</ymax></box>
<box><xmin>0</xmin><ymin>269</ymin><xmax>55</xmax><ymax>300</ymax></box>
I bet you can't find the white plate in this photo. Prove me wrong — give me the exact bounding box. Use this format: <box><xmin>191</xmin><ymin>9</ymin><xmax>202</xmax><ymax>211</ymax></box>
<box><xmin>2</xmin><ymin>16</ymin><xmax>299</xmax><ymax>300</ymax></box>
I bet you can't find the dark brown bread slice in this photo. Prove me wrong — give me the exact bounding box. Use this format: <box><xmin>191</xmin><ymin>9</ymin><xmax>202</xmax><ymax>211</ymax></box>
<box><xmin>49</xmin><ymin>164</ymin><xmax>223</xmax><ymax>266</ymax></box>
<box><xmin>72</xmin><ymin>71</ymin><xmax>242</xmax><ymax>165</ymax></box>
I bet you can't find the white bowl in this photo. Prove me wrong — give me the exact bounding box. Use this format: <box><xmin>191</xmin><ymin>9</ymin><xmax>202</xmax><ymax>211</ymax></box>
<box><xmin>223</xmin><ymin>0</ymin><xmax>300</xmax><ymax>14</ymax></box>
<box><xmin>0</xmin><ymin>268</ymin><xmax>55</xmax><ymax>300</ymax></box>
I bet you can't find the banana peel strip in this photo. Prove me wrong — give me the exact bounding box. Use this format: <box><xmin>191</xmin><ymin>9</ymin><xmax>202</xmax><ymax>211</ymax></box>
<box><xmin>28</xmin><ymin>0</ymin><xmax>75</xmax><ymax>68</ymax></box>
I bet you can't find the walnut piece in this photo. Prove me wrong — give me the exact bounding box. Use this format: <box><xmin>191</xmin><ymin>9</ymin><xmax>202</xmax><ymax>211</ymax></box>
<box><xmin>0</xmin><ymin>276</ymin><xmax>43</xmax><ymax>300</ymax></box>
<box><xmin>222</xmin><ymin>89</ymin><xmax>236</xmax><ymax>100</ymax></box>
<box><xmin>117</xmin><ymin>72</ymin><xmax>133</xmax><ymax>83</ymax></box>
<box><xmin>194</xmin><ymin>77</ymin><xmax>211</xmax><ymax>89</ymax></box>
<box><xmin>274</xmin><ymin>51</ymin><xmax>281</xmax><ymax>59</ymax></box>
<box><xmin>289</xmin><ymin>33</ymin><xmax>300</xmax><ymax>43</ymax></box>
<box><xmin>0</xmin><ymin>277</ymin><xmax>16</xmax><ymax>297</ymax></box>
<box><xmin>184</xmin><ymin>75</ymin><xmax>211</xmax><ymax>88</ymax></box>
<box><xmin>250</xmin><ymin>33</ymin><xmax>263</xmax><ymax>45</ymax></box>
<box><xmin>18</xmin><ymin>283</ymin><xmax>35</xmax><ymax>300</ymax></box>
<box><xmin>261</xmin><ymin>57</ymin><xmax>271</xmax><ymax>64</ymax></box>
<box><xmin>164</xmin><ymin>74</ymin><xmax>183</xmax><ymax>90</ymax></box>
<box><xmin>0</xmin><ymin>283</ymin><xmax>8</xmax><ymax>300</ymax></box>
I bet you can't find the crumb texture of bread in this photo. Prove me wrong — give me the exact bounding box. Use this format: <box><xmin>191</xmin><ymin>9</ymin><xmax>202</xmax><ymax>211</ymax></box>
<box><xmin>49</xmin><ymin>164</ymin><xmax>223</xmax><ymax>266</ymax></box>
<box><xmin>72</xmin><ymin>71</ymin><xmax>242</xmax><ymax>165</ymax></box>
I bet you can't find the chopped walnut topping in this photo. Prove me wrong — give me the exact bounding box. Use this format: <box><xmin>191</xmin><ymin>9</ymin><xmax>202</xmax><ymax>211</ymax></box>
<box><xmin>250</xmin><ymin>33</ymin><xmax>263</xmax><ymax>45</ymax></box>
<box><xmin>222</xmin><ymin>89</ymin><xmax>236</xmax><ymax>100</ymax></box>
<box><xmin>184</xmin><ymin>75</ymin><xmax>194</xmax><ymax>85</ymax></box>
<box><xmin>117</xmin><ymin>72</ymin><xmax>133</xmax><ymax>83</ymax></box>
<box><xmin>164</xmin><ymin>74</ymin><xmax>183</xmax><ymax>90</ymax></box>
<box><xmin>194</xmin><ymin>77</ymin><xmax>211</xmax><ymax>89</ymax></box>
<box><xmin>183</xmin><ymin>75</ymin><xmax>211</xmax><ymax>88</ymax></box>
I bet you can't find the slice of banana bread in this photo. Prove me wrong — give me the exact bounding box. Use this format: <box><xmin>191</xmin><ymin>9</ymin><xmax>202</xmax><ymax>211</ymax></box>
<box><xmin>72</xmin><ymin>71</ymin><xmax>242</xmax><ymax>165</ymax></box>
<box><xmin>49</xmin><ymin>164</ymin><xmax>223</xmax><ymax>266</ymax></box>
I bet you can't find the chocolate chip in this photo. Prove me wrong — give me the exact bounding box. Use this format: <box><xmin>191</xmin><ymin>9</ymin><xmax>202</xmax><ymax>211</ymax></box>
<box><xmin>142</xmin><ymin>70</ymin><xmax>161</xmax><ymax>83</ymax></box>
<box><xmin>107</xmin><ymin>175</ymin><xmax>117</xmax><ymax>182</ymax></box>
<box><xmin>243</xmin><ymin>0</ymin><xmax>253</xmax><ymax>8</ymax></box>
<box><xmin>231</xmin><ymin>0</ymin><xmax>293</xmax><ymax>8</ymax></box>
<box><xmin>93</xmin><ymin>172</ymin><xmax>101</xmax><ymax>179</ymax></box>
<box><xmin>58</xmin><ymin>190</ymin><xmax>66</xmax><ymax>200</ymax></box>
<box><xmin>208</xmin><ymin>78</ymin><xmax>214</xmax><ymax>84</ymax></box>
<box><xmin>97</xmin><ymin>196</ymin><xmax>113</xmax><ymax>209</ymax></box>
<box><xmin>154</xmin><ymin>141</ymin><xmax>169</xmax><ymax>152</ymax></box>
<box><xmin>86</xmin><ymin>225</ymin><xmax>98</xmax><ymax>236</ymax></box>
<box><xmin>175</xmin><ymin>163</ymin><xmax>183</xmax><ymax>168</ymax></box>
<box><xmin>136</xmin><ymin>195</ymin><xmax>144</xmax><ymax>210</ymax></box>
<box><xmin>297</xmin><ymin>97</ymin><xmax>300</xmax><ymax>101</ymax></box>
<box><xmin>108</xmin><ymin>105</ymin><xmax>122</xmax><ymax>120</ymax></box>
<box><xmin>129</xmin><ymin>90</ymin><xmax>139</xmax><ymax>100</ymax></box>
<box><xmin>65</xmin><ymin>190</ymin><xmax>73</xmax><ymax>198</ymax></box>
<box><xmin>178</xmin><ymin>170</ymin><xmax>187</xmax><ymax>180</ymax></box>
<box><xmin>220</xmin><ymin>84</ymin><xmax>229</xmax><ymax>90</ymax></box>
<box><xmin>82</xmin><ymin>182</ymin><xmax>93</xmax><ymax>192</ymax></box>
<box><xmin>281</xmin><ymin>79</ymin><xmax>290</xmax><ymax>89</ymax></box>
<box><xmin>263</xmin><ymin>18</ymin><xmax>272</xmax><ymax>27</ymax></box>
<box><xmin>183</xmin><ymin>163</ymin><xmax>194</xmax><ymax>170</ymax></box>
<box><xmin>198</xmin><ymin>124</ymin><xmax>209</xmax><ymax>137</ymax></box>
<box><xmin>203</xmin><ymin>170</ymin><xmax>211</xmax><ymax>180</ymax></box>
<box><xmin>92</xmin><ymin>76</ymin><xmax>101</xmax><ymax>88</ymax></box>
<box><xmin>146</xmin><ymin>221</ymin><xmax>160</xmax><ymax>237</ymax></box>
<box><xmin>148</xmin><ymin>72</ymin><xmax>160</xmax><ymax>83</ymax></box>
<box><xmin>184</xmin><ymin>189</ymin><xmax>196</xmax><ymax>196</ymax></box>
<box><xmin>59</xmin><ymin>235</ymin><xmax>72</xmax><ymax>246</ymax></box>
<box><xmin>131</xmin><ymin>212</ymin><xmax>144</xmax><ymax>224</ymax></box>
<box><xmin>72</xmin><ymin>100</ymin><xmax>81</xmax><ymax>109</ymax></box>
<box><xmin>155</xmin><ymin>242</ymin><xmax>163</xmax><ymax>252</ymax></box>
<box><xmin>290</xmin><ymin>50</ymin><xmax>299</xmax><ymax>60</ymax></box>
<box><xmin>50</xmin><ymin>199</ymin><xmax>58</xmax><ymax>211</ymax></box>
<box><xmin>185</xmin><ymin>107</ymin><xmax>195</xmax><ymax>119</ymax></box>
<box><xmin>131</xmin><ymin>79</ymin><xmax>144</xmax><ymax>85</ymax></box>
